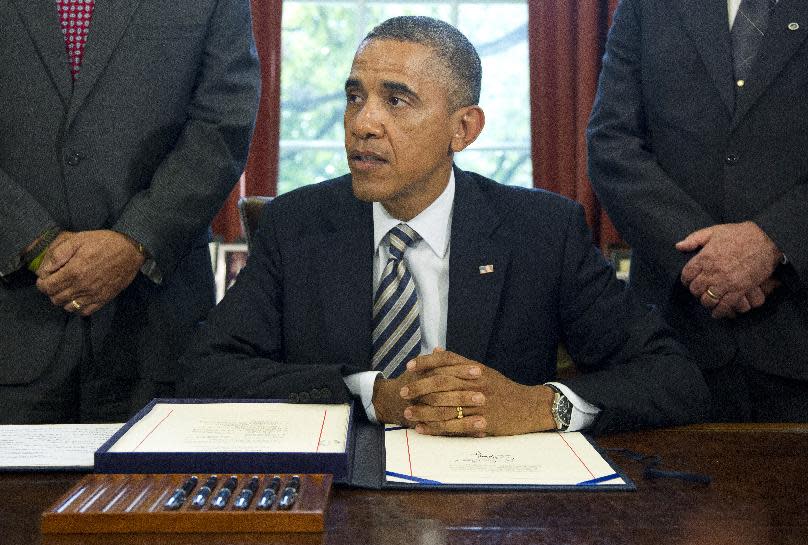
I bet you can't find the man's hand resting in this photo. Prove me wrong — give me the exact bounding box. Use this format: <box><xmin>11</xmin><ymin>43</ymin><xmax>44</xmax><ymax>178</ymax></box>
<box><xmin>676</xmin><ymin>221</ymin><xmax>783</xmax><ymax>319</ymax></box>
<box><xmin>36</xmin><ymin>230</ymin><xmax>146</xmax><ymax>316</ymax></box>
<box><xmin>371</xmin><ymin>348</ymin><xmax>556</xmax><ymax>437</ymax></box>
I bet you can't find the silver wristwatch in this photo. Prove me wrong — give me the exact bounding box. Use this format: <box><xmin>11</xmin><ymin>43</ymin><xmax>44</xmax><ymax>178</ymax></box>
<box><xmin>548</xmin><ymin>384</ymin><xmax>572</xmax><ymax>431</ymax></box>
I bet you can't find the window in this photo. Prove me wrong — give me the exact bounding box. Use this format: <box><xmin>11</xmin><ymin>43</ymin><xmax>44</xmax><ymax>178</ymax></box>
<box><xmin>279</xmin><ymin>0</ymin><xmax>531</xmax><ymax>194</ymax></box>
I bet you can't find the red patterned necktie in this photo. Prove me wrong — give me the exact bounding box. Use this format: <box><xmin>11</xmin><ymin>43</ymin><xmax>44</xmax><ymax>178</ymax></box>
<box><xmin>56</xmin><ymin>0</ymin><xmax>96</xmax><ymax>79</ymax></box>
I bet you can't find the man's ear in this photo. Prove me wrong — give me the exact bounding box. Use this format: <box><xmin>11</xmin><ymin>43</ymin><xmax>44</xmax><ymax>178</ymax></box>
<box><xmin>450</xmin><ymin>106</ymin><xmax>485</xmax><ymax>153</ymax></box>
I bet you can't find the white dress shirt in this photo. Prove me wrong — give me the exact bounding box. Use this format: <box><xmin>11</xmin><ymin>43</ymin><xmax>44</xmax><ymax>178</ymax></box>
<box><xmin>343</xmin><ymin>172</ymin><xmax>599</xmax><ymax>430</ymax></box>
<box><xmin>728</xmin><ymin>0</ymin><xmax>742</xmax><ymax>29</ymax></box>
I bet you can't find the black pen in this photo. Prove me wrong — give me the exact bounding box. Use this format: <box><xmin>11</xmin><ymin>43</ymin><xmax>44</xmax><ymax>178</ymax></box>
<box><xmin>278</xmin><ymin>475</ymin><xmax>300</xmax><ymax>510</ymax></box>
<box><xmin>234</xmin><ymin>475</ymin><xmax>260</xmax><ymax>509</ymax></box>
<box><xmin>256</xmin><ymin>475</ymin><xmax>282</xmax><ymax>510</ymax></box>
<box><xmin>211</xmin><ymin>475</ymin><xmax>238</xmax><ymax>509</ymax></box>
<box><xmin>191</xmin><ymin>475</ymin><xmax>218</xmax><ymax>509</ymax></box>
<box><xmin>164</xmin><ymin>475</ymin><xmax>198</xmax><ymax>510</ymax></box>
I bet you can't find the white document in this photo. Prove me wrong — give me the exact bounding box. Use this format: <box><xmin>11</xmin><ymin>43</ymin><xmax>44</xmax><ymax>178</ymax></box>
<box><xmin>385</xmin><ymin>427</ymin><xmax>625</xmax><ymax>487</ymax></box>
<box><xmin>0</xmin><ymin>424</ymin><xmax>122</xmax><ymax>470</ymax></box>
<box><xmin>107</xmin><ymin>402</ymin><xmax>350</xmax><ymax>453</ymax></box>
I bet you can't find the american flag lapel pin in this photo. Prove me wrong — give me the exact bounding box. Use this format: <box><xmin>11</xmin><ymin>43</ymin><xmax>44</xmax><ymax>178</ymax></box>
<box><xmin>479</xmin><ymin>264</ymin><xmax>494</xmax><ymax>274</ymax></box>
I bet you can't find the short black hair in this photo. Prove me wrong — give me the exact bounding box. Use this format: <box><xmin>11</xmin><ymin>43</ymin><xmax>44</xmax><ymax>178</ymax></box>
<box><xmin>362</xmin><ymin>16</ymin><xmax>482</xmax><ymax>111</ymax></box>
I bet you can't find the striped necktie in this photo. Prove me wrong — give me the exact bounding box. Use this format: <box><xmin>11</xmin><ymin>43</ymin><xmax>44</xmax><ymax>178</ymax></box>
<box><xmin>731</xmin><ymin>0</ymin><xmax>777</xmax><ymax>84</ymax></box>
<box><xmin>372</xmin><ymin>224</ymin><xmax>422</xmax><ymax>378</ymax></box>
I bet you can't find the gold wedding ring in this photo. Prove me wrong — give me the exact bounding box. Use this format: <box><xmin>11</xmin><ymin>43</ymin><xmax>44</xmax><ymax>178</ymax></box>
<box><xmin>705</xmin><ymin>288</ymin><xmax>720</xmax><ymax>301</ymax></box>
<box><xmin>70</xmin><ymin>299</ymin><xmax>82</xmax><ymax>311</ymax></box>
<box><xmin>456</xmin><ymin>406</ymin><xmax>464</xmax><ymax>419</ymax></box>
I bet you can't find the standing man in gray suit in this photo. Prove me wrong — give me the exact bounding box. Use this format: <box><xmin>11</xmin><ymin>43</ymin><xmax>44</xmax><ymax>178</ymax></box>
<box><xmin>0</xmin><ymin>0</ymin><xmax>260</xmax><ymax>423</ymax></box>
<box><xmin>587</xmin><ymin>0</ymin><xmax>807</xmax><ymax>420</ymax></box>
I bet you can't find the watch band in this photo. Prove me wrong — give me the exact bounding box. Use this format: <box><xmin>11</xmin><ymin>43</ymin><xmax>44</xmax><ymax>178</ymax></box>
<box><xmin>548</xmin><ymin>384</ymin><xmax>572</xmax><ymax>431</ymax></box>
<box><xmin>22</xmin><ymin>225</ymin><xmax>61</xmax><ymax>271</ymax></box>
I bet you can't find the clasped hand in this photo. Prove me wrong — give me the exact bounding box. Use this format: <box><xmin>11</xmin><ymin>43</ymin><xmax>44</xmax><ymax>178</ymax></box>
<box><xmin>35</xmin><ymin>230</ymin><xmax>146</xmax><ymax>316</ymax></box>
<box><xmin>371</xmin><ymin>348</ymin><xmax>555</xmax><ymax>437</ymax></box>
<box><xmin>675</xmin><ymin>221</ymin><xmax>782</xmax><ymax>319</ymax></box>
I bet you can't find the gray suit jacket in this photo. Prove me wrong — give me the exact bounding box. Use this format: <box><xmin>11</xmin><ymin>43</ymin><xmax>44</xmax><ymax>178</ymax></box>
<box><xmin>587</xmin><ymin>0</ymin><xmax>808</xmax><ymax>378</ymax></box>
<box><xmin>0</xmin><ymin>0</ymin><xmax>259</xmax><ymax>385</ymax></box>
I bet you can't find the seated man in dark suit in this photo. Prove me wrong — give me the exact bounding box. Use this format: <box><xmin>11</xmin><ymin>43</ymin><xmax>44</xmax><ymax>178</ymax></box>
<box><xmin>181</xmin><ymin>16</ymin><xmax>709</xmax><ymax>435</ymax></box>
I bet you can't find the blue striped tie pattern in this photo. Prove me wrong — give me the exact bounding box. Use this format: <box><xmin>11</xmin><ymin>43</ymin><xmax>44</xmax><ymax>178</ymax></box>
<box><xmin>372</xmin><ymin>224</ymin><xmax>422</xmax><ymax>378</ymax></box>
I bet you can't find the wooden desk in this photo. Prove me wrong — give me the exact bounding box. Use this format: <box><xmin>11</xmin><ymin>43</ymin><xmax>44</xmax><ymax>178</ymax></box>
<box><xmin>2</xmin><ymin>424</ymin><xmax>806</xmax><ymax>545</ymax></box>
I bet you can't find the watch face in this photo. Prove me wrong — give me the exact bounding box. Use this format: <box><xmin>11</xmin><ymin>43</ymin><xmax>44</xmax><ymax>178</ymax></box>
<box><xmin>555</xmin><ymin>395</ymin><xmax>572</xmax><ymax>430</ymax></box>
<box><xmin>549</xmin><ymin>386</ymin><xmax>573</xmax><ymax>430</ymax></box>
<box><xmin>559</xmin><ymin>397</ymin><xmax>572</xmax><ymax>421</ymax></box>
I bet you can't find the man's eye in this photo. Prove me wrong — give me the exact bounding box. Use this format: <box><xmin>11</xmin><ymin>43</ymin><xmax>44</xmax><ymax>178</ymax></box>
<box><xmin>347</xmin><ymin>93</ymin><xmax>361</xmax><ymax>104</ymax></box>
<box><xmin>388</xmin><ymin>96</ymin><xmax>403</xmax><ymax>106</ymax></box>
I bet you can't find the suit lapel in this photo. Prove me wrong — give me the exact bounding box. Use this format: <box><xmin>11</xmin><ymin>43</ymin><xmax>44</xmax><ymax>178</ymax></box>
<box><xmin>445</xmin><ymin>169</ymin><xmax>508</xmax><ymax>364</ymax></box>
<box><xmin>66</xmin><ymin>0</ymin><xmax>142</xmax><ymax>127</ymax></box>
<box><xmin>672</xmin><ymin>0</ymin><xmax>735</xmax><ymax>114</ymax></box>
<box><xmin>315</xmin><ymin>183</ymin><xmax>375</xmax><ymax>369</ymax></box>
<box><xmin>732</xmin><ymin>0</ymin><xmax>808</xmax><ymax>127</ymax></box>
<box><xmin>12</xmin><ymin>0</ymin><xmax>73</xmax><ymax>106</ymax></box>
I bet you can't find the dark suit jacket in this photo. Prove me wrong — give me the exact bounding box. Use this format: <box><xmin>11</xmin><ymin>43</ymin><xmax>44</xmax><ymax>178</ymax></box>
<box><xmin>181</xmin><ymin>168</ymin><xmax>709</xmax><ymax>435</ymax></box>
<box><xmin>0</xmin><ymin>1</ymin><xmax>259</xmax><ymax>387</ymax></box>
<box><xmin>587</xmin><ymin>0</ymin><xmax>808</xmax><ymax>378</ymax></box>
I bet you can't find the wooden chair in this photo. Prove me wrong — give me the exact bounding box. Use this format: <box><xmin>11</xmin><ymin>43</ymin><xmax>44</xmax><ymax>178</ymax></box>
<box><xmin>237</xmin><ymin>196</ymin><xmax>273</xmax><ymax>251</ymax></box>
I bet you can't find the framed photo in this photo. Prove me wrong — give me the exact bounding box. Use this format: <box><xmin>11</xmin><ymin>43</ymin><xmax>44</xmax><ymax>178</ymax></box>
<box><xmin>215</xmin><ymin>243</ymin><xmax>249</xmax><ymax>302</ymax></box>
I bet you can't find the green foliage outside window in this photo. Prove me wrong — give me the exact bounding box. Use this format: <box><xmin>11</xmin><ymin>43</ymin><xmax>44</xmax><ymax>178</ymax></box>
<box><xmin>279</xmin><ymin>1</ymin><xmax>531</xmax><ymax>194</ymax></box>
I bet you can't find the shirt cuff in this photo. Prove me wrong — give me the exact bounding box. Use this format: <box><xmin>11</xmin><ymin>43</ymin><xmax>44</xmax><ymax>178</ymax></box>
<box><xmin>140</xmin><ymin>257</ymin><xmax>163</xmax><ymax>284</ymax></box>
<box><xmin>343</xmin><ymin>371</ymin><xmax>382</xmax><ymax>423</ymax></box>
<box><xmin>546</xmin><ymin>382</ymin><xmax>600</xmax><ymax>432</ymax></box>
<box><xmin>111</xmin><ymin>228</ymin><xmax>163</xmax><ymax>284</ymax></box>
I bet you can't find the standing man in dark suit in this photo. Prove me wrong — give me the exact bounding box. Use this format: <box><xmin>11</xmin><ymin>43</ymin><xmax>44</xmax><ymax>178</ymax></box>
<box><xmin>587</xmin><ymin>0</ymin><xmax>808</xmax><ymax>420</ymax></box>
<box><xmin>182</xmin><ymin>16</ymin><xmax>709</xmax><ymax>436</ymax></box>
<box><xmin>0</xmin><ymin>0</ymin><xmax>260</xmax><ymax>423</ymax></box>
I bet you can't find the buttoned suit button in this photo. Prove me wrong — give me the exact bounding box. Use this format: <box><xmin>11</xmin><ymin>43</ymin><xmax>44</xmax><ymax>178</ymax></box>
<box><xmin>310</xmin><ymin>388</ymin><xmax>321</xmax><ymax>401</ymax></box>
<box><xmin>320</xmin><ymin>387</ymin><xmax>332</xmax><ymax>400</ymax></box>
<box><xmin>289</xmin><ymin>392</ymin><xmax>299</xmax><ymax>403</ymax></box>
<box><xmin>65</xmin><ymin>153</ymin><xmax>82</xmax><ymax>166</ymax></box>
<box><xmin>725</xmin><ymin>154</ymin><xmax>739</xmax><ymax>164</ymax></box>
<box><xmin>298</xmin><ymin>392</ymin><xmax>310</xmax><ymax>403</ymax></box>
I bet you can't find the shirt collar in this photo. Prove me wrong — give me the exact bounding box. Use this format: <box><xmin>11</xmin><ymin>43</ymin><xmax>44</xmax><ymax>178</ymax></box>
<box><xmin>372</xmin><ymin>170</ymin><xmax>455</xmax><ymax>259</ymax></box>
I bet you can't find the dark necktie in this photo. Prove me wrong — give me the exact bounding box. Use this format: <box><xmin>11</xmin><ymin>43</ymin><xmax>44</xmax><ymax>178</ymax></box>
<box><xmin>372</xmin><ymin>224</ymin><xmax>422</xmax><ymax>378</ymax></box>
<box><xmin>731</xmin><ymin>0</ymin><xmax>777</xmax><ymax>84</ymax></box>
<box><xmin>56</xmin><ymin>0</ymin><xmax>96</xmax><ymax>79</ymax></box>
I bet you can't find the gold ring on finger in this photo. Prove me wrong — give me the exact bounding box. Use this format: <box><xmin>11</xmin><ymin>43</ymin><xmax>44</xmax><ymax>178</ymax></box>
<box><xmin>705</xmin><ymin>288</ymin><xmax>720</xmax><ymax>301</ymax></box>
<box><xmin>70</xmin><ymin>299</ymin><xmax>82</xmax><ymax>311</ymax></box>
<box><xmin>456</xmin><ymin>406</ymin><xmax>464</xmax><ymax>419</ymax></box>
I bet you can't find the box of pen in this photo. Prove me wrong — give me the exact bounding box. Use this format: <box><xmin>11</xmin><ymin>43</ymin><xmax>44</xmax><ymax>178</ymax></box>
<box><xmin>41</xmin><ymin>473</ymin><xmax>332</xmax><ymax>533</ymax></box>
